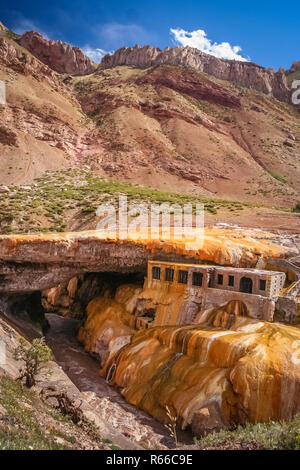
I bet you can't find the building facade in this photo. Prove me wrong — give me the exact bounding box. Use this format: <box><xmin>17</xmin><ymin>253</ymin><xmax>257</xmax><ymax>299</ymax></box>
<box><xmin>140</xmin><ymin>261</ymin><xmax>286</xmax><ymax>325</ymax></box>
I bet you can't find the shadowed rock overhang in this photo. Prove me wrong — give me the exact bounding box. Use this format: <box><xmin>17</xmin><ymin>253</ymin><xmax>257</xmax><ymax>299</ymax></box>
<box><xmin>0</xmin><ymin>228</ymin><xmax>292</xmax><ymax>293</ymax></box>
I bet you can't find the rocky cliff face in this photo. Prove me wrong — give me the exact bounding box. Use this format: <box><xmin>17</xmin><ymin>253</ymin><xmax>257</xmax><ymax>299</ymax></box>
<box><xmin>0</xmin><ymin>21</ymin><xmax>7</xmax><ymax>32</ymax></box>
<box><xmin>0</xmin><ymin>37</ymin><xmax>63</xmax><ymax>83</ymax></box>
<box><xmin>0</xmin><ymin>35</ymin><xmax>103</xmax><ymax>182</ymax></box>
<box><xmin>0</xmin><ymin>228</ymin><xmax>289</xmax><ymax>292</ymax></box>
<box><xmin>290</xmin><ymin>61</ymin><xmax>300</xmax><ymax>73</ymax></box>
<box><xmin>19</xmin><ymin>31</ymin><xmax>95</xmax><ymax>75</ymax></box>
<box><xmin>134</xmin><ymin>66</ymin><xmax>241</xmax><ymax>108</ymax></box>
<box><xmin>99</xmin><ymin>45</ymin><xmax>290</xmax><ymax>102</ymax></box>
<box><xmin>78</xmin><ymin>284</ymin><xmax>300</xmax><ymax>436</ymax></box>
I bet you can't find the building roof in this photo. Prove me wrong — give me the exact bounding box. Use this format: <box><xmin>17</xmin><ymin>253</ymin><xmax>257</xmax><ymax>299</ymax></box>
<box><xmin>148</xmin><ymin>260</ymin><xmax>284</xmax><ymax>277</ymax></box>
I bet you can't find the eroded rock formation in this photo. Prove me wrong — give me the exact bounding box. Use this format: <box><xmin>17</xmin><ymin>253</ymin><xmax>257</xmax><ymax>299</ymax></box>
<box><xmin>42</xmin><ymin>272</ymin><xmax>143</xmax><ymax>318</ymax></box>
<box><xmin>134</xmin><ymin>66</ymin><xmax>241</xmax><ymax>109</ymax></box>
<box><xmin>290</xmin><ymin>61</ymin><xmax>300</xmax><ymax>73</ymax></box>
<box><xmin>19</xmin><ymin>31</ymin><xmax>95</xmax><ymax>75</ymax></box>
<box><xmin>0</xmin><ymin>228</ymin><xmax>290</xmax><ymax>292</ymax></box>
<box><xmin>99</xmin><ymin>45</ymin><xmax>290</xmax><ymax>102</ymax></box>
<box><xmin>78</xmin><ymin>284</ymin><xmax>300</xmax><ymax>436</ymax></box>
<box><xmin>0</xmin><ymin>37</ymin><xmax>71</xmax><ymax>86</ymax></box>
<box><xmin>0</xmin><ymin>37</ymin><xmax>103</xmax><ymax>179</ymax></box>
<box><xmin>0</xmin><ymin>21</ymin><xmax>7</xmax><ymax>32</ymax></box>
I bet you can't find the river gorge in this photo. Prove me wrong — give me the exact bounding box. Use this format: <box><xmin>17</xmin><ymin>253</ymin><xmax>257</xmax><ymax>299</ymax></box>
<box><xmin>0</xmin><ymin>227</ymin><xmax>299</xmax><ymax>443</ymax></box>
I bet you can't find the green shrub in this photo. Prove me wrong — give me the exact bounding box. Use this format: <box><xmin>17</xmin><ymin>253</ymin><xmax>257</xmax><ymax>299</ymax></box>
<box><xmin>269</xmin><ymin>172</ymin><xmax>287</xmax><ymax>184</ymax></box>
<box><xmin>195</xmin><ymin>415</ymin><xmax>300</xmax><ymax>450</ymax></box>
<box><xmin>13</xmin><ymin>337</ymin><xmax>52</xmax><ymax>388</ymax></box>
<box><xmin>292</xmin><ymin>202</ymin><xmax>300</xmax><ymax>213</ymax></box>
<box><xmin>5</xmin><ymin>30</ymin><xmax>21</xmax><ymax>40</ymax></box>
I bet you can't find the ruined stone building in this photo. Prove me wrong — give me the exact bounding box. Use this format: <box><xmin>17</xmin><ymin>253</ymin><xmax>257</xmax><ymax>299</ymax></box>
<box><xmin>135</xmin><ymin>261</ymin><xmax>287</xmax><ymax>328</ymax></box>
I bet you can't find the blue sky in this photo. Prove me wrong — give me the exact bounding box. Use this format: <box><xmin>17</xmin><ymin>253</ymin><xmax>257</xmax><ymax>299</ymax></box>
<box><xmin>1</xmin><ymin>1</ymin><xmax>299</xmax><ymax>69</ymax></box>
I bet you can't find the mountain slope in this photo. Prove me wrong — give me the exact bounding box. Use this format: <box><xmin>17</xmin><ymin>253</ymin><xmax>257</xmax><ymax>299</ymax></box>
<box><xmin>73</xmin><ymin>64</ymin><xmax>300</xmax><ymax>207</ymax></box>
<box><xmin>99</xmin><ymin>45</ymin><xmax>290</xmax><ymax>102</ymax></box>
<box><xmin>0</xmin><ymin>29</ymin><xmax>102</xmax><ymax>184</ymax></box>
<box><xmin>0</xmin><ymin>24</ymin><xmax>299</xmax><ymax>209</ymax></box>
<box><xmin>19</xmin><ymin>31</ymin><xmax>96</xmax><ymax>75</ymax></box>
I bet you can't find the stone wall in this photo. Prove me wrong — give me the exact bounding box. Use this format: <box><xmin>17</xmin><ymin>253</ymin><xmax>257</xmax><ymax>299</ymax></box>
<box><xmin>275</xmin><ymin>296</ymin><xmax>300</xmax><ymax>324</ymax></box>
<box><xmin>201</xmin><ymin>288</ymin><xmax>276</xmax><ymax>322</ymax></box>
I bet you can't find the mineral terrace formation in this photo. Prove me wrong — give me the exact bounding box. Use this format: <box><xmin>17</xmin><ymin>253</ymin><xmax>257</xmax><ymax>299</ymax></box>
<box><xmin>0</xmin><ymin>228</ymin><xmax>289</xmax><ymax>292</ymax></box>
<box><xmin>78</xmin><ymin>284</ymin><xmax>300</xmax><ymax>436</ymax></box>
<box><xmin>0</xmin><ymin>227</ymin><xmax>298</xmax><ymax>438</ymax></box>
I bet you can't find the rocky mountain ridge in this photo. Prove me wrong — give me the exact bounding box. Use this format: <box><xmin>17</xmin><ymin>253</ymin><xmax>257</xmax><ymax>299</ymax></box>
<box><xmin>0</xmin><ymin>21</ymin><xmax>7</xmax><ymax>32</ymax></box>
<box><xmin>290</xmin><ymin>61</ymin><xmax>300</xmax><ymax>72</ymax></box>
<box><xmin>14</xmin><ymin>25</ymin><xmax>295</xmax><ymax>103</ymax></box>
<box><xmin>99</xmin><ymin>45</ymin><xmax>291</xmax><ymax>102</ymax></box>
<box><xmin>0</xmin><ymin>20</ymin><xmax>299</xmax><ymax>208</ymax></box>
<box><xmin>19</xmin><ymin>31</ymin><xmax>95</xmax><ymax>76</ymax></box>
<box><xmin>0</xmin><ymin>31</ymin><xmax>103</xmax><ymax>183</ymax></box>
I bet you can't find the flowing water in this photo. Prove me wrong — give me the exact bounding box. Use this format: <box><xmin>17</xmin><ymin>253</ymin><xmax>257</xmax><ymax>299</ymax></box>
<box><xmin>45</xmin><ymin>313</ymin><xmax>194</xmax><ymax>447</ymax></box>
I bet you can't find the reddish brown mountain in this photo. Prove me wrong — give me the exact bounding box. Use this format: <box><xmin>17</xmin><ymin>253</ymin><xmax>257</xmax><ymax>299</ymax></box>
<box><xmin>19</xmin><ymin>31</ymin><xmax>95</xmax><ymax>75</ymax></box>
<box><xmin>0</xmin><ymin>25</ymin><xmax>299</xmax><ymax>210</ymax></box>
<box><xmin>99</xmin><ymin>45</ymin><xmax>290</xmax><ymax>102</ymax></box>
<box><xmin>0</xmin><ymin>21</ymin><xmax>7</xmax><ymax>32</ymax></box>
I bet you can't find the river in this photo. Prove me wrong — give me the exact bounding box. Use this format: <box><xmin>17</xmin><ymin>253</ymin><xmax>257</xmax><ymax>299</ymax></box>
<box><xmin>45</xmin><ymin>313</ymin><xmax>193</xmax><ymax>448</ymax></box>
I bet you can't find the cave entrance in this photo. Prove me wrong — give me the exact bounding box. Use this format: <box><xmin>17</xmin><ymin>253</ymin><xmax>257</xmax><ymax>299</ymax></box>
<box><xmin>239</xmin><ymin>277</ymin><xmax>253</xmax><ymax>294</ymax></box>
<box><xmin>42</xmin><ymin>271</ymin><xmax>145</xmax><ymax>320</ymax></box>
<box><xmin>138</xmin><ymin>308</ymin><xmax>156</xmax><ymax>320</ymax></box>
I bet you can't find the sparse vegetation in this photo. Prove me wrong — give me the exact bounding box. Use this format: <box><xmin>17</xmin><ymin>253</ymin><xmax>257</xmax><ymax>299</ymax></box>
<box><xmin>164</xmin><ymin>406</ymin><xmax>179</xmax><ymax>447</ymax></box>
<box><xmin>5</xmin><ymin>29</ymin><xmax>21</xmax><ymax>41</ymax></box>
<box><xmin>0</xmin><ymin>169</ymin><xmax>293</xmax><ymax>235</ymax></box>
<box><xmin>195</xmin><ymin>416</ymin><xmax>300</xmax><ymax>450</ymax></box>
<box><xmin>0</xmin><ymin>375</ymin><xmax>71</xmax><ymax>450</ymax></box>
<box><xmin>292</xmin><ymin>202</ymin><xmax>300</xmax><ymax>213</ymax></box>
<box><xmin>13</xmin><ymin>337</ymin><xmax>52</xmax><ymax>388</ymax></box>
<box><xmin>0</xmin><ymin>374</ymin><xmax>113</xmax><ymax>450</ymax></box>
<box><xmin>269</xmin><ymin>172</ymin><xmax>287</xmax><ymax>184</ymax></box>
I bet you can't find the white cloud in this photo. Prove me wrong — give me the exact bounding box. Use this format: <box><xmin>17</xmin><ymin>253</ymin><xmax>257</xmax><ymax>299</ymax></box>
<box><xmin>170</xmin><ymin>28</ymin><xmax>249</xmax><ymax>62</ymax></box>
<box><xmin>11</xmin><ymin>15</ymin><xmax>49</xmax><ymax>39</ymax></box>
<box><xmin>82</xmin><ymin>45</ymin><xmax>109</xmax><ymax>63</ymax></box>
<box><xmin>101</xmin><ymin>23</ymin><xmax>145</xmax><ymax>43</ymax></box>
<box><xmin>92</xmin><ymin>22</ymin><xmax>155</xmax><ymax>50</ymax></box>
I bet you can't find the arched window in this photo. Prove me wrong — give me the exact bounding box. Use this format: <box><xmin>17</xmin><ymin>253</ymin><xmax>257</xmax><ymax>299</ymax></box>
<box><xmin>239</xmin><ymin>277</ymin><xmax>253</xmax><ymax>294</ymax></box>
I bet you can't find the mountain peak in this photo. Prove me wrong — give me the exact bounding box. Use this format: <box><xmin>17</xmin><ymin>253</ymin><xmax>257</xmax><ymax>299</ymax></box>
<box><xmin>98</xmin><ymin>44</ymin><xmax>290</xmax><ymax>102</ymax></box>
<box><xmin>0</xmin><ymin>21</ymin><xmax>8</xmax><ymax>31</ymax></box>
<box><xmin>19</xmin><ymin>30</ymin><xmax>95</xmax><ymax>76</ymax></box>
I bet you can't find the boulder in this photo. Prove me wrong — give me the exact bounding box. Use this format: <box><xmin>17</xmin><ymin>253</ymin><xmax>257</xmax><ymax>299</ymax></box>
<box><xmin>0</xmin><ymin>186</ymin><xmax>9</xmax><ymax>193</ymax></box>
<box><xmin>283</xmin><ymin>139</ymin><xmax>294</xmax><ymax>148</ymax></box>
<box><xmin>191</xmin><ymin>402</ymin><xmax>230</xmax><ymax>437</ymax></box>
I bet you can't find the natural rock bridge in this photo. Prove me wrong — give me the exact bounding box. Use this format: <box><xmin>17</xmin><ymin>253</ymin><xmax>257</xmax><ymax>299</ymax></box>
<box><xmin>0</xmin><ymin>229</ymin><xmax>290</xmax><ymax>293</ymax></box>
